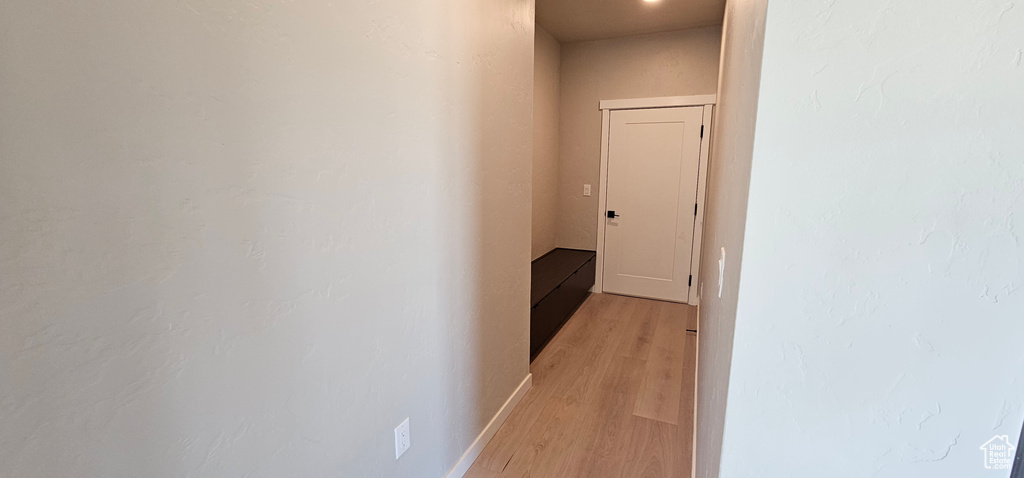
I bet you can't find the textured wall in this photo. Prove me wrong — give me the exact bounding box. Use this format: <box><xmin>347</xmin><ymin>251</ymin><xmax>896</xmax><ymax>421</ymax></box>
<box><xmin>557</xmin><ymin>28</ymin><xmax>722</xmax><ymax>251</ymax></box>
<box><xmin>532</xmin><ymin>26</ymin><xmax>561</xmax><ymax>260</ymax></box>
<box><xmin>0</xmin><ymin>0</ymin><xmax>533</xmax><ymax>476</ymax></box>
<box><xmin>721</xmin><ymin>1</ymin><xmax>1024</xmax><ymax>476</ymax></box>
<box><xmin>694</xmin><ymin>1</ymin><xmax>767</xmax><ymax>477</ymax></box>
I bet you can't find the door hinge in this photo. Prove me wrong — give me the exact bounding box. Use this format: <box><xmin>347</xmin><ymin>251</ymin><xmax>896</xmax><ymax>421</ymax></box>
<box><xmin>700</xmin><ymin>125</ymin><xmax>704</xmax><ymax>138</ymax></box>
<box><xmin>694</xmin><ymin>203</ymin><xmax>698</xmax><ymax>216</ymax></box>
<box><xmin>688</xmin><ymin>275</ymin><xmax>693</xmax><ymax>287</ymax></box>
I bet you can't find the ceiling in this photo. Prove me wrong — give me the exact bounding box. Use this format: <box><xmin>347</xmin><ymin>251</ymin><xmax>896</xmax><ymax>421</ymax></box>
<box><xmin>537</xmin><ymin>0</ymin><xmax>726</xmax><ymax>43</ymax></box>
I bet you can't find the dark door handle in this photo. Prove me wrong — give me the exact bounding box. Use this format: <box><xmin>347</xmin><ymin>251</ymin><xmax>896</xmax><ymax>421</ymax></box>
<box><xmin>607</xmin><ymin>210</ymin><xmax>620</xmax><ymax>219</ymax></box>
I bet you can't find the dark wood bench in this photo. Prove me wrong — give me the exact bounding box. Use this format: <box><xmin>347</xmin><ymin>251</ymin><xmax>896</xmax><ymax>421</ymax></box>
<box><xmin>530</xmin><ymin>248</ymin><xmax>596</xmax><ymax>361</ymax></box>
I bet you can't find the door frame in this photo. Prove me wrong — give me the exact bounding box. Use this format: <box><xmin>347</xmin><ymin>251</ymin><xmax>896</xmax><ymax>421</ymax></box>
<box><xmin>595</xmin><ymin>95</ymin><xmax>716</xmax><ymax>305</ymax></box>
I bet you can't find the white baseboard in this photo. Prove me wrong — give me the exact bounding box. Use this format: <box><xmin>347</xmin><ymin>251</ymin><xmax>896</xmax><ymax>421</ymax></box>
<box><xmin>692</xmin><ymin>303</ymin><xmax>700</xmax><ymax>478</ymax></box>
<box><xmin>445</xmin><ymin>373</ymin><xmax>533</xmax><ymax>478</ymax></box>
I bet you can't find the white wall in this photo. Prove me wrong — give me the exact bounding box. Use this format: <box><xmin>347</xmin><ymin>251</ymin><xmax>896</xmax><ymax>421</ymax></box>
<box><xmin>721</xmin><ymin>1</ymin><xmax>1024</xmax><ymax>476</ymax></box>
<box><xmin>694</xmin><ymin>1</ymin><xmax>767</xmax><ymax>477</ymax></box>
<box><xmin>557</xmin><ymin>28</ymin><xmax>722</xmax><ymax>250</ymax></box>
<box><xmin>533</xmin><ymin>25</ymin><xmax>561</xmax><ymax>260</ymax></box>
<box><xmin>0</xmin><ymin>0</ymin><xmax>533</xmax><ymax>476</ymax></box>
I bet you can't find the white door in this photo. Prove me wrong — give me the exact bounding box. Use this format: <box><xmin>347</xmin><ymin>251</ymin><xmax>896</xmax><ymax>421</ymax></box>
<box><xmin>602</xmin><ymin>106</ymin><xmax>704</xmax><ymax>303</ymax></box>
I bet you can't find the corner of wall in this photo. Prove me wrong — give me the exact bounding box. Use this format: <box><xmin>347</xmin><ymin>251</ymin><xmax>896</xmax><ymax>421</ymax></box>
<box><xmin>693</xmin><ymin>0</ymin><xmax>769</xmax><ymax>477</ymax></box>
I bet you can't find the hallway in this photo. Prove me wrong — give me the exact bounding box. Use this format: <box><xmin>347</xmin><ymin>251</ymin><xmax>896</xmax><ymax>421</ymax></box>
<box><xmin>466</xmin><ymin>293</ymin><xmax>698</xmax><ymax>477</ymax></box>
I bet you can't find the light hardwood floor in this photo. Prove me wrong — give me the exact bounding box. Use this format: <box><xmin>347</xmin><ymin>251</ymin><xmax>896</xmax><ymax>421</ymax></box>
<box><xmin>465</xmin><ymin>293</ymin><xmax>698</xmax><ymax>478</ymax></box>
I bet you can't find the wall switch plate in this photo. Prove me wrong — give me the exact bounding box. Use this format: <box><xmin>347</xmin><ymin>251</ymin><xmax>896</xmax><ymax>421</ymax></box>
<box><xmin>718</xmin><ymin>247</ymin><xmax>726</xmax><ymax>298</ymax></box>
<box><xmin>583</xmin><ymin>184</ymin><xmax>592</xmax><ymax>197</ymax></box>
<box><xmin>395</xmin><ymin>418</ymin><xmax>410</xmax><ymax>459</ymax></box>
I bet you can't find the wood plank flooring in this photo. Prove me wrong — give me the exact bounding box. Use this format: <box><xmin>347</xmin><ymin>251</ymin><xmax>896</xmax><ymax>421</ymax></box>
<box><xmin>465</xmin><ymin>293</ymin><xmax>698</xmax><ymax>478</ymax></box>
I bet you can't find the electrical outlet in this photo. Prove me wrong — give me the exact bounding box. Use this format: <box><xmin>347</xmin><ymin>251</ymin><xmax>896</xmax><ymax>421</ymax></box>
<box><xmin>583</xmin><ymin>184</ymin><xmax>592</xmax><ymax>197</ymax></box>
<box><xmin>394</xmin><ymin>418</ymin><xmax>410</xmax><ymax>459</ymax></box>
